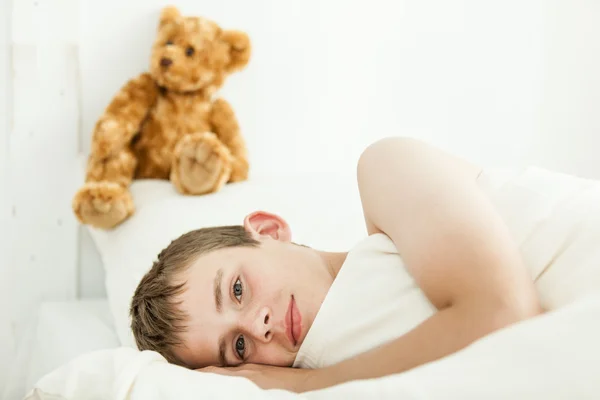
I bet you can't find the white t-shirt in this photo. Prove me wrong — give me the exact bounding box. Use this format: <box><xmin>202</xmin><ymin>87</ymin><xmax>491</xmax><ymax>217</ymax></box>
<box><xmin>293</xmin><ymin>167</ymin><xmax>600</xmax><ymax>369</ymax></box>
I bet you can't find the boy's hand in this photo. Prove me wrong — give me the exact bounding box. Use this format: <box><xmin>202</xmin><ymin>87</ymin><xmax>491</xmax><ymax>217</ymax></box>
<box><xmin>197</xmin><ymin>363</ymin><xmax>316</xmax><ymax>393</ymax></box>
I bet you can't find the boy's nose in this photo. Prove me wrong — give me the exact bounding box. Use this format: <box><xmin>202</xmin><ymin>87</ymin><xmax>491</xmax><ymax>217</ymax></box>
<box><xmin>250</xmin><ymin>306</ymin><xmax>273</xmax><ymax>343</ymax></box>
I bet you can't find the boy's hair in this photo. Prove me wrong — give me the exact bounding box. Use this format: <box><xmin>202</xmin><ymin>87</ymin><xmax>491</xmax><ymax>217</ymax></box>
<box><xmin>129</xmin><ymin>225</ymin><xmax>259</xmax><ymax>366</ymax></box>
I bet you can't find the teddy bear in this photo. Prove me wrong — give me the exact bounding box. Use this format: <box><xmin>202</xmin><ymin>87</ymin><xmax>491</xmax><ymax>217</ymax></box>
<box><xmin>72</xmin><ymin>5</ymin><xmax>251</xmax><ymax>229</ymax></box>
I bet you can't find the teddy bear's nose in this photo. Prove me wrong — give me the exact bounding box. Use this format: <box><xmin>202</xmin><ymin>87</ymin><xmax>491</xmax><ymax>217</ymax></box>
<box><xmin>160</xmin><ymin>57</ymin><xmax>173</xmax><ymax>67</ymax></box>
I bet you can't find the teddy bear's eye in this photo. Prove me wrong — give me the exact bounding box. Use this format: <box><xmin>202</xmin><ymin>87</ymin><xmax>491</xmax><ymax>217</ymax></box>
<box><xmin>166</xmin><ymin>40</ymin><xmax>174</xmax><ymax>46</ymax></box>
<box><xmin>185</xmin><ymin>46</ymin><xmax>195</xmax><ymax>57</ymax></box>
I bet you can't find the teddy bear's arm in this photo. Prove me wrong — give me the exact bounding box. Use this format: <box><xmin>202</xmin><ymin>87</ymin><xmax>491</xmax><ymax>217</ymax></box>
<box><xmin>209</xmin><ymin>98</ymin><xmax>249</xmax><ymax>182</ymax></box>
<box><xmin>89</xmin><ymin>72</ymin><xmax>159</xmax><ymax>161</ymax></box>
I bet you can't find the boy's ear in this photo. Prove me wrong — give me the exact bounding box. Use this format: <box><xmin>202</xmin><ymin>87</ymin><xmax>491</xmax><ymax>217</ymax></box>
<box><xmin>243</xmin><ymin>211</ymin><xmax>292</xmax><ymax>242</ymax></box>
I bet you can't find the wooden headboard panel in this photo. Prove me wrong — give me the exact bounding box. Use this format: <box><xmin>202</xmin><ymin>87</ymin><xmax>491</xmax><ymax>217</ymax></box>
<box><xmin>0</xmin><ymin>1</ymin><xmax>107</xmax><ymax>391</ymax></box>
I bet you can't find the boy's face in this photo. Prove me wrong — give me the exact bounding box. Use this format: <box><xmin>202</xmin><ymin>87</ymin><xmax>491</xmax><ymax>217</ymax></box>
<box><xmin>172</xmin><ymin>212</ymin><xmax>335</xmax><ymax>369</ymax></box>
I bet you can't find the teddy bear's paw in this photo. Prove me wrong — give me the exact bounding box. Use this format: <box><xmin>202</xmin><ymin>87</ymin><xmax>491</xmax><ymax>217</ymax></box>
<box><xmin>171</xmin><ymin>132</ymin><xmax>233</xmax><ymax>195</ymax></box>
<box><xmin>72</xmin><ymin>181</ymin><xmax>134</xmax><ymax>229</ymax></box>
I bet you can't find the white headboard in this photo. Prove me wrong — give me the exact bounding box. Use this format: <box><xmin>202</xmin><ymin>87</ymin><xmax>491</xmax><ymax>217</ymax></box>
<box><xmin>3</xmin><ymin>0</ymin><xmax>600</xmax><ymax>393</ymax></box>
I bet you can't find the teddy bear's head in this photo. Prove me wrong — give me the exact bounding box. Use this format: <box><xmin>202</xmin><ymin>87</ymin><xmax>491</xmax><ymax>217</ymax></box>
<box><xmin>150</xmin><ymin>6</ymin><xmax>251</xmax><ymax>93</ymax></box>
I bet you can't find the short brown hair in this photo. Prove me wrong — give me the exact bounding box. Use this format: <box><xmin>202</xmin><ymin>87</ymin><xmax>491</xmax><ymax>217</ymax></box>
<box><xmin>129</xmin><ymin>225</ymin><xmax>259</xmax><ymax>366</ymax></box>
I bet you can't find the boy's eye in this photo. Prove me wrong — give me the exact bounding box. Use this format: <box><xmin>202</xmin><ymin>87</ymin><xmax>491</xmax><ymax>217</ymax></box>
<box><xmin>165</xmin><ymin>40</ymin><xmax>174</xmax><ymax>46</ymax></box>
<box><xmin>235</xmin><ymin>335</ymin><xmax>245</xmax><ymax>359</ymax></box>
<box><xmin>233</xmin><ymin>278</ymin><xmax>242</xmax><ymax>302</ymax></box>
<box><xmin>186</xmin><ymin>46</ymin><xmax>195</xmax><ymax>57</ymax></box>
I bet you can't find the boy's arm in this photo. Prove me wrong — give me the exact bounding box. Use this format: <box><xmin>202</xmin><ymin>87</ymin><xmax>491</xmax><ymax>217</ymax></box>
<box><xmin>304</xmin><ymin>137</ymin><xmax>542</xmax><ymax>390</ymax></box>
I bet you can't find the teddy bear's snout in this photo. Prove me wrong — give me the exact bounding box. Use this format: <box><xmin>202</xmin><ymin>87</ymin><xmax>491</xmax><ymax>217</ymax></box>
<box><xmin>160</xmin><ymin>57</ymin><xmax>173</xmax><ymax>68</ymax></box>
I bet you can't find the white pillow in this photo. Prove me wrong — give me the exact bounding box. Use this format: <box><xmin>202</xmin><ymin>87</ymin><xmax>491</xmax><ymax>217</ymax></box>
<box><xmin>87</xmin><ymin>173</ymin><xmax>366</xmax><ymax>347</ymax></box>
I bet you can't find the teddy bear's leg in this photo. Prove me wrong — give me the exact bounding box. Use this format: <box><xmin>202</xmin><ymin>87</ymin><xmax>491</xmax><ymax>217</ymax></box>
<box><xmin>72</xmin><ymin>149</ymin><xmax>137</xmax><ymax>229</ymax></box>
<box><xmin>209</xmin><ymin>98</ymin><xmax>249</xmax><ymax>183</ymax></box>
<box><xmin>170</xmin><ymin>132</ymin><xmax>233</xmax><ymax>195</ymax></box>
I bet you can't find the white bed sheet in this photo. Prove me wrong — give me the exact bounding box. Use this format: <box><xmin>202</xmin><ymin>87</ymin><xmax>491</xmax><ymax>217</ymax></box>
<box><xmin>24</xmin><ymin>292</ymin><xmax>600</xmax><ymax>400</ymax></box>
<box><xmin>3</xmin><ymin>300</ymin><xmax>118</xmax><ymax>400</ymax></box>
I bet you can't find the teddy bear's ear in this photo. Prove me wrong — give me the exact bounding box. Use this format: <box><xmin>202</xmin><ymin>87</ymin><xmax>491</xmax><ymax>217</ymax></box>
<box><xmin>159</xmin><ymin>5</ymin><xmax>182</xmax><ymax>29</ymax></box>
<box><xmin>220</xmin><ymin>30</ymin><xmax>252</xmax><ymax>73</ymax></box>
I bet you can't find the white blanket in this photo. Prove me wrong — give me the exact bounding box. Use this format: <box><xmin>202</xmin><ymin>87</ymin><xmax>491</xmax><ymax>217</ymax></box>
<box><xmin>24</xmin><ymin>292</ymin><xmax>600</xmax><ymax>400</ymax></box>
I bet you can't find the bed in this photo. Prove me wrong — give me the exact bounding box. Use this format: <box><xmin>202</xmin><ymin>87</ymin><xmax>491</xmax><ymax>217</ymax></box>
<box><xmin>10</xmin><ymin>163</ymin><xmax>600</xmax><ymax>400</ymax></box>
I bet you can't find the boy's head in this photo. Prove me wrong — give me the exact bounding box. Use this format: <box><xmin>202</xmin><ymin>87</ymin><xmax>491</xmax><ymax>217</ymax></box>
<box><xmin>130</xmin><ymin>211</ymin><xmax>337</xmax><ymax>369</ymax></box>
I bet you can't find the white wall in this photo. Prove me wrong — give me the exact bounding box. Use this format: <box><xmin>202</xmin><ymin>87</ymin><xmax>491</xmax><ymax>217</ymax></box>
<box><xmin>2</xmin><ymin>0</ymin><xmax>600</xmax><ymax>395</ymax></box>
<box><xmin>78</xmin><ymin>0</ymin><xmax>600</xmax><ymax>180</ymax></box>
<box><xmin>1</xmin><ymin>0</ymin><xmax>13</xmax><ymax>394</ymax></box>
<box><xmin>538</xmin><ymin>0</ymin><xmax>600</xmax><ymax>176</ymax></box>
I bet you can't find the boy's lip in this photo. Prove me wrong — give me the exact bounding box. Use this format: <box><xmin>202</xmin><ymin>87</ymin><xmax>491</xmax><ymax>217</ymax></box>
<box><xmin>285</xmin><ymin>295</ymin><xmax>302</xmax><ymax>347</ymax></box>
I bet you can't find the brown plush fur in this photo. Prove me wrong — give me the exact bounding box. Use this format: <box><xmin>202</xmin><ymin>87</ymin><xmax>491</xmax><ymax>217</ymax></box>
<box><xmin>72</xmin><ymin>6</ymin><xmax>251</xmax><ymax>229</ymax></box>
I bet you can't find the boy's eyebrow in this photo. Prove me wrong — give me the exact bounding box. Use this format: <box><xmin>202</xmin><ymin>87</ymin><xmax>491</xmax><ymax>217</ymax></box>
<box><xmin>218</xmin><ymin>335</ymin><xmax>227</xmax><ymax>366</ymax></box>
<box><xmin>214</xmin><ymin>268</ymin><xmax>223</xmax><ymax>313</ymax></box>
